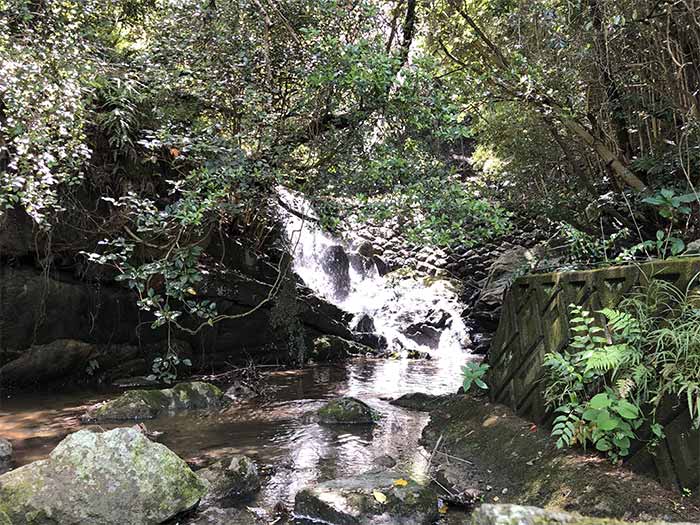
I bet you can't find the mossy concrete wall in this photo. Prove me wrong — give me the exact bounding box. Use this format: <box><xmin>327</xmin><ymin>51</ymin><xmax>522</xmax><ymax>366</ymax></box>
<box><xmin>488</xmin><ymin>258</ymin><xmax>700</xmax><ymax>498</ymax></box>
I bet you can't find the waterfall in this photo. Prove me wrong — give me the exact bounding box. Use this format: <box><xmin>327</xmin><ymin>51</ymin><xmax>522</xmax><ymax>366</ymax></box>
<box><xmin>278</xmin><ymin>188</ymin><xmax>470</xmax><ymax>359</ymax></box>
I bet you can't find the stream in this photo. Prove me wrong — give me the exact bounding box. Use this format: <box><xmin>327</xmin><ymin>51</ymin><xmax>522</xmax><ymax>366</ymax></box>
<box><xmin>0</xmin><ymin>193</ymin><xmax>476</xmax><ymax>522</ymax></box>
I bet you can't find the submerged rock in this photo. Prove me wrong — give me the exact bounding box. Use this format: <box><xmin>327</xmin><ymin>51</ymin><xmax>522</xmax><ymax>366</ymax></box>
<box><xmin>0</xmin><ymin>438</ymin><xmax>12</xmax><ymax>473</ymax></box>
<box><xmin>312</xmin><ymin>335</ymin><xmax>375</xmax><ymax>362</ymax></box>
<box><xmin>470</xmin><ymin>504</ymin><xmax>697</xmax><ymax>525</ymax></box>
<box><xmin>317</xmin><ymin>397</ymin><xmax>379</xmax><ymax>425</ymax></box>
<box><xmin>82</xmin><ymin>381</ymin><xmax>224</xmax><ymax>422</ymax></box>
<box><xmin>294</xmin><ymin>472</ymin><xmax>438</xmax><ymax>525</ymax></box>
<box><xmin>374</xmin><ymin>454</ymin><xmax>397</xmax><ymax>469</ymax></box>
<box><xmin>224</xmin><ymin>381</ymin><xmax>259</xmax><ymax>402</ymax></box>
<box><xmin>0</xmin><ymin>427</ymin><xmax>207</xmax><ymax>525</ymax></box>
<box><xmin>199</xmin><ymin>455</ymin><xmax>261</xmax><ymax>506</ymax></box>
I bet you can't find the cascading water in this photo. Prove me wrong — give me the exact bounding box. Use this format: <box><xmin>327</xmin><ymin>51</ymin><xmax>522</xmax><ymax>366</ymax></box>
<box><xmin>278</xmin><ymin>188</ymin><xmax>471</xmax><ymax>365</ymax></box>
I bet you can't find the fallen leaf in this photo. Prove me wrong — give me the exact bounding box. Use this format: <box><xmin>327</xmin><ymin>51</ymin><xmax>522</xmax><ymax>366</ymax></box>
<box><xmin>373</xmin><ymin>490</ymin><xmax>387</xmax><ymax>504</ymax></box>
<box><xmin>186</xmin><ymin>287</ymin><xmax>197</xmax><ymax>295</ymax></box>
<box><xmin>393</xmin><ymin>478</ymin><xmax>409</xmax><ymax>487</ymax></box>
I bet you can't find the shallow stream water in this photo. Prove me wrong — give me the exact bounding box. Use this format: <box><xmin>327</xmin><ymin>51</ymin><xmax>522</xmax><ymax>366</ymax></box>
<box><xmin>0</xmin><ymin>354</ymin><xmax>470</xmax><ymax>517</ymax></box>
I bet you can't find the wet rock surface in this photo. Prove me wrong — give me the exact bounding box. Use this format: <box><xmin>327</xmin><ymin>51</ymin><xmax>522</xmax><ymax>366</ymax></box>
<box><xmin>0</xmin><ymin>438</ymin><xmax>12</xmax><ymax>473</ymax></box>
<box><xmin>422</xmin><ymin>395</ymin><xmax>700</xmax><ymax>522</ymax></box>
<box><xmin>199</xmin><ymin>455</ymin><xmax>261</xmax><ymax>507</ymax></box>
<box><xmin>188</xmin><ymin>507</ymin><xmax>266</xmax><ymax>525</ymax></box>
<box><xmin>321</xmin><ymin>244</ymin><xmax>352</xmax><ymax>299</ymax></box>
<box><xmin>294</xmin><ymin>471</ymin><xmax>438</xmax><ymax>525</ymax></box>
<box><xmin>312</xmin><ymin>335</ymin><xmax>376</xmax><ymax>361</ymax></box>
<box><xmin>390</xmin><ymin>392</ymin><xmax>453</xmax><ymax>412</ymax></box>
<box><xmin>317</xmin><ymin>397</ymin><xmax>379</xmax><ymax>425</ymax></box>
<box><xmin>0</xmin><ymin>427</ymin><xmax>207</xmax><ymax>525</ymax></box>
<box><xmin>469</xmin><ymin>504</ymin><xmax>698</xmax><ymax>525</ymax></box>
<box><xmin>82</xmin><ymin>381</ymin><xmax>224</xmax><ymax>422</ymax></box>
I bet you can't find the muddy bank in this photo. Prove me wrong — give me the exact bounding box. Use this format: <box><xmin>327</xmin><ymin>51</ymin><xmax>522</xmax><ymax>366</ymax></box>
<box><xmin>421</xmin><ymin>395</ymin><xmax>700</xmax><ymax>522</ymax></box>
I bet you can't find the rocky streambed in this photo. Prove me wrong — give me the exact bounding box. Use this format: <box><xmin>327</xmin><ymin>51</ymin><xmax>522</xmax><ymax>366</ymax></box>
<box><xmin>2</xmin><ymin>371</ymin><xmax>699</xmax><ymax>524</ymax></box>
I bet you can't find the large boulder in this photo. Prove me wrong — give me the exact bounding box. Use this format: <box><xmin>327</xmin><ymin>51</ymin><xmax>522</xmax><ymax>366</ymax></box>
<box><xmin>320</xmin><ymin>245</ymin><xmax>351</xmax><ymax>299</ymax></box>
<box><xmin>317</xmin><ymin>397</ymin><xmax>379</xmax><ymax>425</ymax></box>
<box><xmin>0</xmin><ymin>438</ymin><xmax>11</xmax><ymax>474</ymax></box>
<box><xmin>82</xmin><ymin>381</ymin><xmax>224</xmax><ymax>422</ymax></box>
<box><xmin>0</xmin><ymin>427</ymin><xmax>208</xmax><ymax>525</ymax></box>
<box><xmin>470</xmin><ymin>505</ymin><xmax>697</xmax><ymax>525</ymax></box>
<box><xmin>0</xmin><ymin>207</ymin><xmax>34</xmax><ymax>258</ymax></box>
<box><xmin>0</xmin><ymin>338</ymin><xmax>193</xmax><ymax>388</ymax></box>
<box><xmin>0</xmin><ymin>268</ymin><xmax>145</xmax><ymax>367</ymax></box>
<box><xmin>294</xmin><ymin>472</ymin><xmax>438</xmax><ymax>525</ymax></box>
<box><xmin>470</xmin><ymin>245</ymin><xmax>541</xmax><ymax>333</ymax></box>
<box><xmin>348</xmin><ymin>252</ymin><xmax>375</xmax><ymax>278</ymax></box>
<box><xmin>199</xmin><ymin>455</ymin><xmax>261</xmax><ymax>507</ymax></box>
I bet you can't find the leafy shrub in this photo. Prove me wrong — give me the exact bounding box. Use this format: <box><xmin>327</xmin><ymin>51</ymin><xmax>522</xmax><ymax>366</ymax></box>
<box><xmin>543</xmin><ymin>276</ymin><xmax>700</xmax><ymax>462</ymax></box>
<box><xmin>462</xmin><ymin>362</ymin><xmax>489</xmax><ymax>393</ymax></box>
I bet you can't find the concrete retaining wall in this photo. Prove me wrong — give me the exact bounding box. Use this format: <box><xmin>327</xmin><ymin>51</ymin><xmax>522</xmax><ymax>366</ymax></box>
<box><xmin>488</xmin><ymin>258</ymin><xmax>700</xmax><ymax>497</ymax></box>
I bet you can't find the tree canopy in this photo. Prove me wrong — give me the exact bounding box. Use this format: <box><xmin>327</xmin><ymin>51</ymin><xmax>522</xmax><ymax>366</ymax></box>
<box><xmin>1</xmin><ymin>0</ymin><xmax>698</xmax><ymax>249</ymax></box>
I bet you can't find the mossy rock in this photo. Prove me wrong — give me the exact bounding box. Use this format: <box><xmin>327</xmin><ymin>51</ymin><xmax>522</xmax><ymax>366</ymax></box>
<box><xmin>317</xmin><ymin>397</ymin><xmax>379</xmax><ymax>425</ymax></box>
<box><xmin>294</xmin><ymin>472</ymin><xmax>438</xmax><ymax>525</ymax></box>
<box><xmin>82</xmin><ymin>381</ymin><xmax>224</xmax><ymax>422</ymax></box>
<box><xmin>0</xmin><ymin>427</ymin><xmax>208</xmax><ymax>524</ymax></box>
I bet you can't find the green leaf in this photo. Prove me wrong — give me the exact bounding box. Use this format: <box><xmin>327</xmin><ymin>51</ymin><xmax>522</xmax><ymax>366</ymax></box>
<box><xmin>671</xmin><ymin>238</ymin><xmax>685</xmax><ymax>256</ymax></box>
<box><xmin>589</xmin><ymin>393</ymin><xmax>611</xmax><ymax>410</ymax></box>
<box><xmin>595</xmin><ymin>438</ymin><xmax>612</xmax><ymax>452</ymax></box>
<box><xmin>614</xmin><ymin>400</ymin><xmax>639</xmax><ymax>419</ymax></box>
<box><xmin>596</xmin><ymin>413</ymin><xmax>618</xmax><ymax>431</ymax></box>
<box><xmin>582</xmin><ymin>408</ymin><xmax>599</xmax><ymax>421</ymax></box>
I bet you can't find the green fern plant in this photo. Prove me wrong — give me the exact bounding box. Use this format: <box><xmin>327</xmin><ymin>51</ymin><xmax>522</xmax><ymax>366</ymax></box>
<box><xmin>543</xmin><ymin>304</ymin><xmax>647</xmax><ymax>462</ymax></box>
<box><xmin>543</xmin><ymin>274</ymin><xmax>700</xmax><ymax>463</ymax></box>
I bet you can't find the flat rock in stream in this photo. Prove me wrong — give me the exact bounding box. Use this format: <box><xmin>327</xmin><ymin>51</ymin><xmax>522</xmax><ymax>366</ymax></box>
<box><xmin>294</xmin><ymin>472</ymin><xmax>438</xmax><ymax>525</ymax></box>
<box><xmin>390</xmin><ymin>392</ymin><xmax>452</xmax><ymax>411</ymax></box>
<box><xmin>317</xmin><ymin>397</ymin><xmax>379</xmax><ymax>425</ymax></box>
<box><xmin>0</xmin><ymin>427</ymin><xmax>208</xmax><ymax>525</ymax></box>
<box><xmin>470</xmin><ymin>504</ymin><xmax>698</xmax><ymax>525</ymax></box>
<box><xmin>82</xmin><ymin>381</ymin><xmax>224</xmax><ymax>422</ymax></box>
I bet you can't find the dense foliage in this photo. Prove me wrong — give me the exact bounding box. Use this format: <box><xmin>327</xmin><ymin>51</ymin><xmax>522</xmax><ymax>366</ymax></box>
<box><xmin>543</xmin><ymin>276</ymin><xmax>700</xmax><ymax>463</ymax></box>
<box><xmin>3</xmin><ymin>0</ymin><xmax>699</xmax><ymax>251</ymax></box>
